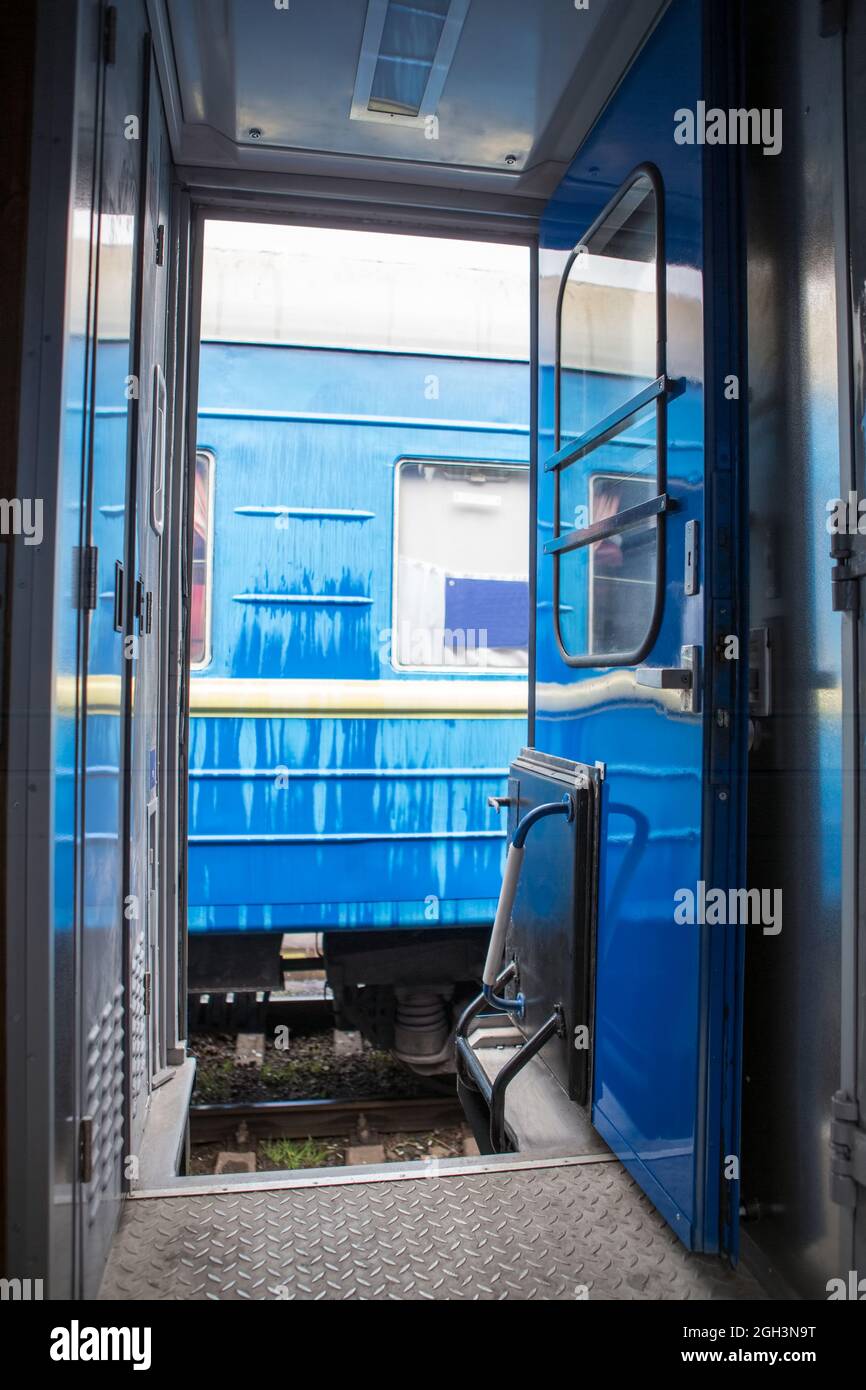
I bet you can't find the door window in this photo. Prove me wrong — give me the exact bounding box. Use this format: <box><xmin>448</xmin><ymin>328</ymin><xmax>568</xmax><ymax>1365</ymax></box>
<box><xmin>547</xmin><ymin>166</ymin><xmax>679</xmax><ymax>666</ymax></box>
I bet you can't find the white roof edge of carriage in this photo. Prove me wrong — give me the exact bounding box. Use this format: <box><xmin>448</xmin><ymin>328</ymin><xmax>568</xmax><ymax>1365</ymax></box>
<box><xmin>199</xmin><ymin>237</ymin><xmax>531</xmax><ymax>360</ymax></box>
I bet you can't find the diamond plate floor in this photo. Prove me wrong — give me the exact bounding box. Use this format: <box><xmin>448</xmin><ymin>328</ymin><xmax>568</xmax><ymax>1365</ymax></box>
<box><xmin>100</xmin><ymin>1157</ymin><xmax>765</xmax><ymax>1301</ymax></box>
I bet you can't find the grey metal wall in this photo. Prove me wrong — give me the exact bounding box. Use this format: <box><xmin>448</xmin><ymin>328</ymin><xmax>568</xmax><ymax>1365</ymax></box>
<box><xmin>5</xmin><ymin>0</ymin><xmax>102</xmax><ymax>1301</ymax></box>
<box><xmin>742</xmin><ymin>0</ymin><xmax>848</xmax><ymax>1299</ymax></box>
<box><xmin>5</xmin><ymin>0</ymin><xmax>175</xmax><ymax>1298</ymax></box>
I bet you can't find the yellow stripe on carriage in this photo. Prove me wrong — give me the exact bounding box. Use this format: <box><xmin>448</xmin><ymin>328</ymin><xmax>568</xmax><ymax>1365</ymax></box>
<box><xmin>189</xmin><ymin>677</ymin><xmax>528</xmax><ymax>718</ymax></box>
<box><xmin>56</xmin><ymin>674</ymin><xmax>527</xmax><ymax>717</ymax></box>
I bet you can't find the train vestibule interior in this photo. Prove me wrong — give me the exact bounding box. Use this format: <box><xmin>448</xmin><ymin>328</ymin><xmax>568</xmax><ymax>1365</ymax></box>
<box><xmin>3</xmin><ymin>0</ymin><xmax>865</xmax><ymax>1310</ymax></box>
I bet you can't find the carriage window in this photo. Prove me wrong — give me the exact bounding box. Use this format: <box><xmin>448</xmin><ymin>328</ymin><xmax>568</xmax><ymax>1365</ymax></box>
<box><xmin>547</xmin><ymin>167</ymin><xmax>674</xmax><ymax>667</ymax></box>
<box><xmin>393</xmin><ymin>460</ymin><xmax>529</xmax><ymax>670</ymax></box>
<box><xmin>190</xmin><ymin>451</ymin><xmax>214</xmax><ymax>668</ymax></box>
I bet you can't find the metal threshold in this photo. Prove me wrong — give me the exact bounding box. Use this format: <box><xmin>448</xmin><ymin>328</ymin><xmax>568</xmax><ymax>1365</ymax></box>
<box><xmin>131</xmin><ymin>1144</ymin><xmax>617</xmax><ymax>1200</ymax></box>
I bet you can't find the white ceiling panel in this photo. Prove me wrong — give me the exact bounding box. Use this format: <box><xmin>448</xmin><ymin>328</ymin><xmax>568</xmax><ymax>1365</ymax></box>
<box><xmin>153</xmin><ymin>0</ymin><xmax>668</xmax><ymax>208</ymax></box>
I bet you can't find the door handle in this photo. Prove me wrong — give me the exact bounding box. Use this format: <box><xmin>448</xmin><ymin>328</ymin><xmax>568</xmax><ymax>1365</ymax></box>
<box><xmin>635</xmin><ymin>645</ymin><xmax>700</xmax><ymax>713</ymax></box>
<box><xmin>635</xmin><ymin>667</ymin><xmax>691</xmax><ymax>690</ymax></box>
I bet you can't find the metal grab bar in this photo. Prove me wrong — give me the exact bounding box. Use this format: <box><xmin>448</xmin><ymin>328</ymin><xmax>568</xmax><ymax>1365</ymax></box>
<box><xmin>481</xmin><ymin>793</ymin><xmax>574</xmax><ymax>1015</ymax></box>
<box><xmin>488</xmin><ymin>1007</ymin><xmax>563</xmax><ymax>1151</ymax></box>
<box><xmin>455</xmin><ymin>971</ymin><xmax>565</xmax><ymax>1151</ymax></box>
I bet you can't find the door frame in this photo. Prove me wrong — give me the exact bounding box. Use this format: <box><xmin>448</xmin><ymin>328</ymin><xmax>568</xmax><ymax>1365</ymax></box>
<box><xmin>4</xmin><ymin>0</ymin><xmax>97</xmax><ymax>1298</ymax></box>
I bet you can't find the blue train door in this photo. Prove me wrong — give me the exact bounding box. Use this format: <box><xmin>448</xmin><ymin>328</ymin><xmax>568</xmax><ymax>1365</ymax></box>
<box><xmin>534</xmin><ymin>0</ymin><xmax>747</xmax><ymax>1254</ymax></box>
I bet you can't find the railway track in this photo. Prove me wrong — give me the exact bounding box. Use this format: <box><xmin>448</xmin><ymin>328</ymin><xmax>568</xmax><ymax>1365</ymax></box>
<box><xmin>189</xmin><ymin>1094</ymin><xmax>463</xmax><ymax>1143</ymax></box>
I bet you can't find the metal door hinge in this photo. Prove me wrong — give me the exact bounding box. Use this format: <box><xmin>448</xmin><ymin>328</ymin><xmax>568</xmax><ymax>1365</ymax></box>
<box><xmin>155</xmin><ymin>224</ymin><xmax>165</xmax><ymax>267</ymax></box>
<box><xmin>113</xmin><ymin>558</ymin><xmax>124</xmax><ymax>632</ymax></box>
<box><xmin>76</xmin><ymin>546</ymin><xmax>98</xmax><ymax>611</ymax></box>
<box><xmin>829</xmin><ymin>533</ymin><xmax>862</xmax><ymax>613</ymax></box>
<box><xmin>103</xmin><ymin>6</ymin><xmax>117</xmax><ymax>63</ymax></box>
<box><xmin>830</xmin><ymin>1091</ymin><xmax>865</xmax><ymax>1207</ymax></box>
<box><xmin>144</xmin><ymin>971</ymin><xmax>152</xmax><ymax>1017</ymax></box>
<box><xmin>79</xmin><ymin>1115</ymin><xmax>94</xmax><ymax>1183</ymax></box>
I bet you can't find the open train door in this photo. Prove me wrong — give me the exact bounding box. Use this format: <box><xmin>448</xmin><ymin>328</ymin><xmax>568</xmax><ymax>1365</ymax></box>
<box><xmin>532</xmin><ymin>0</ymin><xmax>748</xmax><ymax>1255</ymax></box>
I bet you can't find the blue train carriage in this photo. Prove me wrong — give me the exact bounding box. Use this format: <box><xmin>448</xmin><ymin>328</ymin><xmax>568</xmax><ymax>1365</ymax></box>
<box><xmin>188</xmin><ymin>228</ymin><xmax>531</xmax><ymax>1069</ymax></box>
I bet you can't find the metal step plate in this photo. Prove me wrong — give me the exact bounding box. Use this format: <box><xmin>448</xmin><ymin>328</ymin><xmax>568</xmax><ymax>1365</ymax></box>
<box><xmin>467</xmin><ymin>1026</ymin><xmax>609</xmax><ymax>1154</ymax></box>
<box><xmin>100</xmin><ymin>1156</ymin><xmax>765</xmax><ymax>1301</ymax></box>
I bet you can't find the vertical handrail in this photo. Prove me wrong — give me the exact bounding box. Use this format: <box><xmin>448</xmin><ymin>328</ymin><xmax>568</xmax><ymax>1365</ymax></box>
<box><xmin>482</xmin><ymin>793</ymin><xmax>574</xmax><ymax>1014</ymax></box>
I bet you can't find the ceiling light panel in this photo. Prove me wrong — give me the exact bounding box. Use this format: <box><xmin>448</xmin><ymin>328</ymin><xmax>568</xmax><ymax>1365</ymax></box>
<box><xmin>351</xmin><ymin>0</ymin><xmax>471</xmax><ymax>127</ymax></box>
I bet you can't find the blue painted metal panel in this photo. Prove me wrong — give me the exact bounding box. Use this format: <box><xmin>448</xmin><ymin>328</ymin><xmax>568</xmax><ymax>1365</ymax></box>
<box><xmin>189</xmin><ymin>342</ymin><xmax>529</xmax><ymax>933</ymax></box>
<box><xmin>534</xmin><ymin>0</ymin><xmax>746</xmax><ymax>1255</ymax></box>
<box><xmin>193</xmin><ymin>347</ymin><xmax>528</xmax><ymax>684</ymax></box>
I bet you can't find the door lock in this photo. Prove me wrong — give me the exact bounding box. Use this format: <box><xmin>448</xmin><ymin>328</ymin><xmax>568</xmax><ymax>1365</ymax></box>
<box><xmin>635</xmin><ymin>645</ymin><xmax>700</xmax><ymax>713</ymax></box>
